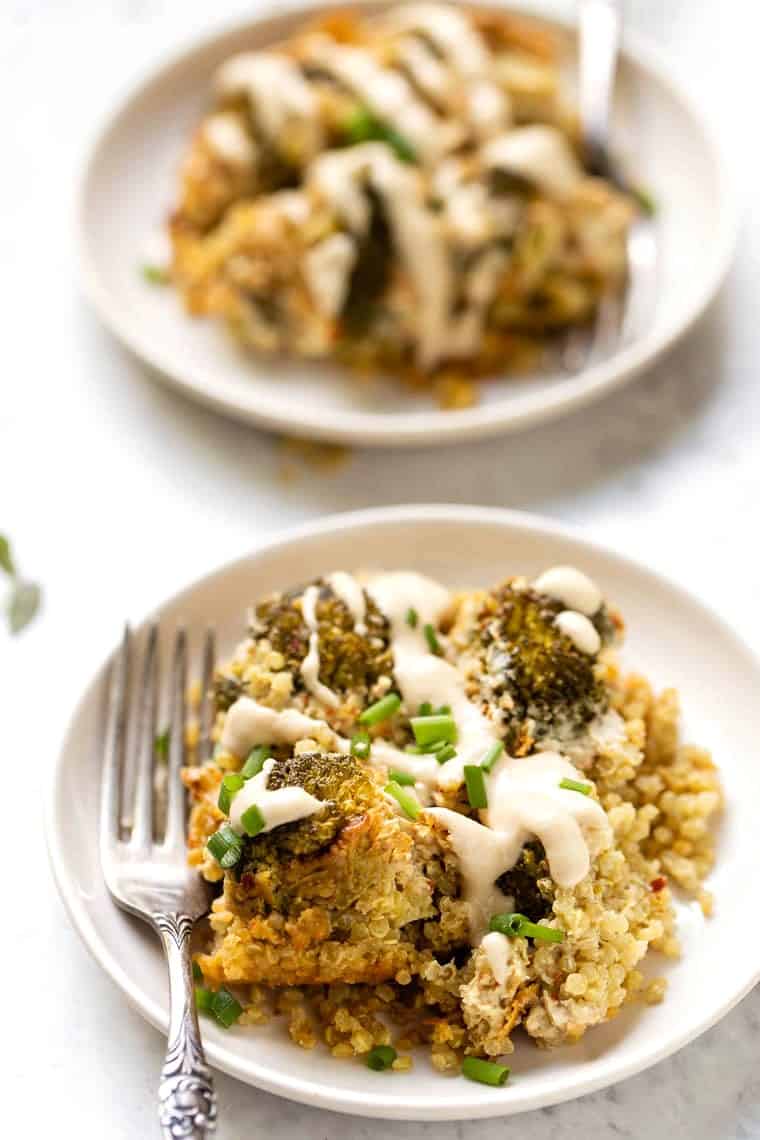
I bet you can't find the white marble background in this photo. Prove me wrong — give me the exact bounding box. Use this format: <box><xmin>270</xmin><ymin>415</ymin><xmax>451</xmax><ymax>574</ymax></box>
<box><xmin>2</xmin><ymin>1</ymin><xmax>758</xmax><ymax>1136</ymax></box>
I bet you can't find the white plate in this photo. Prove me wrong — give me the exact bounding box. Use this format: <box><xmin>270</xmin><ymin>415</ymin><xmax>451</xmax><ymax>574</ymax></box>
<box><xmin>77</xmin><ymin>2</ymin><xmax>737</xmax><ymax>448</ymax></box>
<box><xmin>47</xmin><ymin>505</ymin><xmax>760</xmax><ymax>1119</ymax></box>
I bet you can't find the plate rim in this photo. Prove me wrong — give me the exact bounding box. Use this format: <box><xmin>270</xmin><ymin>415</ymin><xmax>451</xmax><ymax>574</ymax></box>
<box><xmin>75</xmin><ymin>1</ymin><xmax>740</xmax><ymax>448</ymax></box>
<box><xmin>45</xmin><ymin>503</ymin><xmax>760</xmax><ymax>1119</ymax></box>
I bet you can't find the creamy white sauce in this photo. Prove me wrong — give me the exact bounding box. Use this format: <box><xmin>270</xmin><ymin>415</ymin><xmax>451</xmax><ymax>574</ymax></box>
<box><xmin>202</xmin><ymin>112</ymin><xmax>256</xmax><ymax>166</ymax></box>
<box><xmin>303</xmin><ymin>234</ymin><xmax>357</xmax><ymax>319</ymax></box>
<box><xmin>327</xmin><ymin>571</ymin><xmax>367</xmax><ymax>634</ymax></box>
<box><xmin>302</xmin><ymin>36</ymin><xmax>460</xmax><ymax>163</ymax></box>
<box><xmin>215</xmin><ymin>52</ymin><xmax>322</xmax><ymax>153</ymax></box>
<box><xmin>272</xmin><ymin>190</ymin><xmax>311</xmax><ymax>226</ymax></box>
<box><xmin>482</xmin><ymin>125</ymin><xmax>583</xmax><ymax>199</ymax></box>
<box><xmin>394</xmin><ymin>35</ymin><xmax>449</xmax><ymax>106</ymax></box>
<box><xmin>466</xmin><ymin>80</ymin><xmax>510</xmax><ymax>141</ymax></box>
<box><xmin>554</xmin><ymin>611</ymin><xmax>601</xmax><ymax>656</ymax></box>
<box><xmin>300</xmin><ymin>586</ymin><xmax>340</xmax><ymax>708</ymax></box>
<box><xmin>480</xmin><ymin>930</ymin><xmax>512</xmax><ymax>985</ymax></box>
<box><xmin>308</xmin><ymin>145</ymin><xmax>453</xmax><ymax>370</ymax></box>
<box><xmin>446</xmin><ymin>247</ymin><xmax>508</xmax><ymax>359</ymax></box>
<box><xmin>534</xmin><ymin>566</ymin><xmax>602</xmax><ymax>616</ymax></box>
<box><xmin>429</xmin><ymin>748</ymin><xmax>612</xmax><ymax>941</ymax></box>
<box><xmin>229</xmin><ymin>757</ymin><xmax>324</xmax><ymax>835</ymax></box>
<box><xmin>386</xmin><ymin>3</ymin><xmax>489</xmax><ymax>77</ymax></box>
<box><xmin>366</xmin><ymin>572</ymin><xmax>500</xmax><ymax>786</ymax></box>
<box><xmin>221</xmin><ymin>697</ymin><xmax>340</xmax><ymax>756</ymax></box>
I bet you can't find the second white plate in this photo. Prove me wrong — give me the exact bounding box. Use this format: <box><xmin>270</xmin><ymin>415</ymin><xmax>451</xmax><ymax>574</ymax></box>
<box><xmin>47</xmin><ymin>505</ymin><xmax>760</xmax><ymax>1119</ymax></box>
<box><xmin>77</xmin><ymin>2</ymin><xmax>736</xmax><ymax>447</ymax></box>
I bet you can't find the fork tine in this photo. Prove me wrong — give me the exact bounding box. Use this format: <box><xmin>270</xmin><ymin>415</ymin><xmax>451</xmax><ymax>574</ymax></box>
<box><xmin>130</xmin><ymin>621</ymin><xmax>159</xmax><ymax>850</ymax></box>
<box><xmin>198</xmin><ymin>627</ymin><xmax>216</xmax><ymax>763</ymax></box>
<box><xmin>559</xmin><ymin>290</ymin><xmax>623</xmax><ymax>374</ymax></box>
<box><xmin>100</xmin><ymin>625</ymin><xmax>131</xmax><ymax>855</ymax></box>
<box><xmin>163</xmin><ymin>627</ymin><xmax>188</xmax><ymax>852</ymax></box>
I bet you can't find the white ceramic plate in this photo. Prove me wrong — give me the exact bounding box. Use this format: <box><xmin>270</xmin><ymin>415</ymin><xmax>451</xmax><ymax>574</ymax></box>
<box><xmin>77</xmin><ymin>2</ymin><xmax>737</xmax><ymax>448</ymax></box>
<box><xmin>47</xmin><ymin>505</ymin><xmax>760</xmax><ymax>1119</ymax></box>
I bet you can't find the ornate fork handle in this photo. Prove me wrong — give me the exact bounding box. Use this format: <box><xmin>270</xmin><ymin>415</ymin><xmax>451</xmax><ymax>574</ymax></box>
<box><xmin>155</xmin><ymin>913</ymin><xmax>217</xmax><ymax>1139</ymax></box>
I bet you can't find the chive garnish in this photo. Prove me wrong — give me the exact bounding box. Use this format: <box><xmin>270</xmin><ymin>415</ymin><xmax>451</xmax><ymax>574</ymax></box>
<box><xmin>632</xmin><ymin>184</ymin><xmax>657</xmax><ymax>216</ymax></box>
<box><xmin>423</xmin><ymin>623</ymin><xmax>440</xmax><ymax>655</ymax></box>
<box><xmin>405</xmin><ymin>744</ymin><xmax>424</xmax><ymax>754</ymax></box>
<box><xmin>240</xmin><ymin>803</ymin><xmax>265</xmax><ymax>837</ymax></box>
<box><xmin>418</xmin><ymin>701</ymin><xmax>433</xmax><ymax>716</ymax></box>
<box><xmin>366</xmin><ymin>1044</ymin><xmax>397</xmax><ymax>1070</ymax></box>
<box><xmin>461</xmin><ymin>1057</ymin><xmax>510</xmax><ymax>1086</ymax></box>
<box><xmin>489</xmin><ymin>912</ymin><xmax>565</xmax><ymax>943</ymax></box>
<box><xmin>411</xmin><ymin>714</ymin><xmax>457</xmax><ymax>748</ymax></box>
<box><xmin>141</xmin><ymin>263</ymin><xmax>169</xmax><ymax>285</ymax></box>
<box><xmin>210</xmin><ymin>987</ymin><xmax>243</xmax><ymax>1028</ymax></box>
<box><xmin>436</xmin><ymin>704</ymin><xmax>451</xmax><ymax>715</ymax></box>
<box><xmin>406</xmin><ymin>607</ymin><xmax>419</xmax><ymax>628</ymax></box>
<box><xmin>464</xmin><ymin>764</ymin><xmax>488</xmax><ymax>809</ymax></box>
<box><xmin>207</xmin><ymin>824</ymin><xmax>242</xmax><ymax>869</ymax></box>
<box><xmin>480</xmin><ymin>741</ymin><xmax>504</xmax><ymax>772</ymax></box>
<box><xmin>241</xmin><ymin>745</ymin><xmax>269</xmax><ymax>779</ymax></box>
<box><xmin>351</xmin><ymin>731</ymin><xmax>372</xmax><ymax>760</ymax></box>
<box><xmin>192</xmin><ymin>960</ymin><xmax>203</xmax><ymax>983</ymax></box>
<box><xmin>434</xmin><ymin>744</ymin><xmax>457</xmax><ymax>764</ymax></box>
<box><xmin>155</xmin><ymin>727</ymin><xmax>170</xmax><ymax>761</ymax></box>
<box><xmin>385</xmin><ymin>780</ymin><xmax>421</xmax><ymax>819</ymax></box>
<box><xmin>359</xmin><ymin>692</ymin><xmax>401</xmax><ymax>725</ymax></box>
<box><xmin>195</xmin><ymin>986</ymin><xmax>214</xmax><ymax>1013</ymax></box>
<box><xmin>388</xmin><ymin>769</ymin><xmax>415</xmax><ymax>786</ymax></box>
<box><xmin>559</xmin><ymin>777</ymin><xmax>592</xmax><ymax>795</ymax></box>
<box><xmin>217</xmin><ymin>772</ymin><xmax>245</xmax><ymax>814</ymax></box>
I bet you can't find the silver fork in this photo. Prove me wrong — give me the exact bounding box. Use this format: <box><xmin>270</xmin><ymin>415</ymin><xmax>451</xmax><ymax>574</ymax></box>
<box><xmin>562</xmin><ymin>0</ymin><xmax>659</xmax><ymax>371</ymax></box>
<box><xmin>100</xmin><ymin>622</ymin><xmax>218</xmax><ymax>1139</ymax></box>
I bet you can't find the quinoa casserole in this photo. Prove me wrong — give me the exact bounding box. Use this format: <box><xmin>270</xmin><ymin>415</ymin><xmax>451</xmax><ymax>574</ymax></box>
<box><xmin>167</xmin><ymin>3</ymin><xmax>640</xmax><ymax>409</ymax></box>
<box><xmin>184</xmin><ymin>565</ymin><xmax>722</xmax><ymax>1083</ymax></box>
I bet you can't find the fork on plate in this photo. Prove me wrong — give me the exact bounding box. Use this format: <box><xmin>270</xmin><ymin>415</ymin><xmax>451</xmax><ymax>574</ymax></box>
<box><xmin>100</xmin><ymin>622</ymin><xmax>218</xmax><ymax>1139</ymax></box>
<box><xmin>562</xmin><ymin>0</ymin><xmax>659</xmax><ymax>371</ymax></box>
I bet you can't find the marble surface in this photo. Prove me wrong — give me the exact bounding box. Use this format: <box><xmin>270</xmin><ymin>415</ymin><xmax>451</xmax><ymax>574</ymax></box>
<box><xmin>2</xmin><ymin>1</ymin><xmax>758</xmax><ymax>1136</ymax></box>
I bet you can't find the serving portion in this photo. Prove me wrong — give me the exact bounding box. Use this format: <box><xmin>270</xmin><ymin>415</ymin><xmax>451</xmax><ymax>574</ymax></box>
<box><xmin>168</xmin><ymin>3</ymin><xmax>636</xmax><ymax>407</ymax></box>
<box><xmin>184</xmin><ymin>562</ymin><xmax>721</xmax><ymax>1079</ymax></box>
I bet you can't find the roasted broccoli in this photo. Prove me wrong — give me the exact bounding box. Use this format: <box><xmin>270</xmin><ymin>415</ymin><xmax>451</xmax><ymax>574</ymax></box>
<box><xmin>471</xmin><ymin>582</ymin><xmax>610</xmax><ymax>748</ymax></box>
<box><xmin>239</xmin><ymin>750</ymin><xmax>378</xmax><ymax>863</ymax></box>
<box><xmin>251</xmin><ymin>579</ymin><xmax>393</xmax><ymax>698</ymax></box>
<box><xmin>496</xmin><ymin>841</ymin><xmax>553</xmax><ymax>923</ymax></box>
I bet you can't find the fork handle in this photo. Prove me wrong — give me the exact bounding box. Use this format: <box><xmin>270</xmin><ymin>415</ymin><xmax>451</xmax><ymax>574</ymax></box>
<box><xmin>578</xmin><ymin>0</ymin><xmax>623</xmax><ymax>176</ymax></box>
<box><xmin>155</xmin><ymin>913</ymin><xmax>217</xmax><ymax>1138</ymax></box>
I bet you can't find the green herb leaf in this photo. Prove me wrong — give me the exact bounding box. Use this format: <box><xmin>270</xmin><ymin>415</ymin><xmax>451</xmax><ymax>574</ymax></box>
<box><xmin>342</xmin><ymin>106</ymin><xmax>416</xmax><ymax>163</ymax></box>
<box><xmin>8</xmin><ymin>580</ymin><xmax>41</xmax><ymax>634</ymax></box>
<box><xmin>0</xmin><ymin>535</ymin><xmax>14</xmax><ymax>577</ymax></box>
<box><xmin>366</xmin><ymin>1044</ymin><xmax>397</xmax><ymax>1071</ymax></box>
<box><xmin>461</xmin><ymin>1056</ymin><xmax>510</xmax><ymax>1086</ymax></box>
<box><xmin>210</xmin><ymin>987</ymin><xmax>243</xmax><ymax>1028</ymax></box>
<box><xmin>631</xmin><ymin>185</ymin><xmax>657</xmax><ymax>216</ymax></box>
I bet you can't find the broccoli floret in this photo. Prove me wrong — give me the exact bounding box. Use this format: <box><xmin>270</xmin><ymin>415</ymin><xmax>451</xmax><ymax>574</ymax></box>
<box><xmin>473</xmin><ymin>583</ymin><xmax>609</xmax><ymax>749</ymax></box>
<box><xmin>495</xmin><ymin>842</ymin><xmax>553</xmax><ymax>922</ymax></box>
<box><xmin>251</xmin><ymin>579</ymin><xmax>393</xmax><ymax>698</ymax></box>
<box><xmin>239</xmin><ymin>751</ymin><xmax>378</xmax><ymax>863</ymax></box>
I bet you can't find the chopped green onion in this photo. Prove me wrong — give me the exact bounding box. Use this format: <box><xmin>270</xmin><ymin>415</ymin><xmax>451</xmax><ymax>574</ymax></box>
<box><xmin>154</xmin><ymin>727</ymin><xmax>170</xmax><ymax>761</ymax></box>
<box><xmin>195</xmin><ymin>986</ymin><xmax>214</xmax><ymax>1013</ymax></box>
<box><xmin>405</xmin><ymin>744</ymin><xmax>424</xmax><ymax>754</ymax></box>
<box><xmin>141</xmin><ymin>262</ymin><xmax>169</xmax><ymax>285</ymax></box>
<box><xmin>218</xmin><ymin>773</ymin><xmax>245</xmax><ymax>814</ymax></box>
<box><xmin>366</xmin><ymin>1044</ymin><xmax>397</xmax><ymax>1071</ymax></box>
<box><xmin>342</xmin><ymin>106</ymin><xmax>416</xmax><ymax>163</ymax></box>
<box><xmin>464</xmin><ymin>764</ymin><xmax>488</xmax><ymax>809</ymax></box>
<box><xmin>385</xmin><ymin>780</ymin><xmax>421</xmax><ymax>820</ymax></box>
<box><xmin>210</xmin><ymin>987</ymin><xmax>243</xmax><ymax>1028</ymax></box>
<box><xmin>423</xmin><ymin>623</ymin><xmax>441</xmax><ymax>655</ymax></box>
<box><xmin>434</xmin><ymin>744</ymin><xmax>457</xmax><ymax>764</ymax></box>
<box><xmin>241</xmin><ymin>745</ymin><xmax>269</xmax><ymax>779</ymax></box>
<box><xmin>436</xmin><ymin>704</ymin><xmax>451</xmax><ymax>715</ymax></box>
<box><xmin>418</xmin><ymin>700</ymin><xmax>433</xmax><ymax>716</ymax></box>
<box><xmin>351</xmin><ymin>731</ymin><xmax>372</xmax><ymax>760</ymax></box>
<box><xmin>240</xmin><ymin>803</ymin><xmax>266</xmax><ymax>837</ymax></box>
<box><xmin>389</xmin><ymin>769</ymin><xmax>415</xmax><ymax>786</ymax></box>
<box><xmin>411</xmin><ymin>714</ymin><xmax>457</xmax><ymax>748</ymax></box>
<box><xmin>559</xmin><ymin>777</ymin><xmax>592</xmax><ymax>795</ymax></box>
<box><xmin>192</xmin><ymin>960</ymin><xmax>203</xmax><ymax>983</ymax></box>
<box><xmin>632</xmin><ymin>184</ymin><xmax>657</xmax><ymax>216</ymax></box>
<box><xmin>462</xmin><ymin>1057</ymin><xmax>510</xmax><ymax>1086</ymax></box>
<box><xmin>406</xmin><ymin>607</ymin><xmax>418</xmax><ymax>629</ymax></box>
<box><xmin>489</xmin><ymin>912</ymin><xmax>565</xmax><ymax>943</ymax></box>
<box><xmin>359</xmin><ymin>692</ymin><xmax>401</xmax><ymax>726</ymax></box>
<box><xmin>207</xmin><ymin>824</ymin><xmax>243</xmax><ymax>869</ymax></box>
<box><xmin>480</xmin><ymin>741</ymin><xmax>504</xmax><ymax>772</ymax></box>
